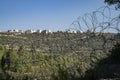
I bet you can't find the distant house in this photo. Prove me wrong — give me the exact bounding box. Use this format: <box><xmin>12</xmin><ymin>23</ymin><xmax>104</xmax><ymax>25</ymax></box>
<box><xmin>66</xmin><ymin>29</ymin><xmax>76</xmax><ymax>33</ymax></box>
<box><xmin>8</xmin><ymin>30</ymin><xmax>14</xmax><ymax>33</ymax></box>
<box><xmin>37</xmin><ymin>29</ymin><xmax>42</xmax><ymax>33</ymax></box>
<box><xmin>42</xmin><ymin>29</ymin><xmax>52</xmax><ymax>34</ymax></box>
<box><xmin>73</xmin><ymin>30</ymin><xmax>77</xmax><ymax>33</ymax></box>
<box><xmin>8</xmin><ymin>29</ymin><xmax>23</xmax><ymax>33</ymax></box>
<box><xmin>14</xmin><ymin>29</ymin><xmax>19</xmax><ymax>32</ymax></box>
<box><xmin>77</xmin><ymin>30</ymin><xmax>83</xmax><ymax>33</ymax></box>
<box><xmin>87</xmin><ymin>28</ymin><xmax>94</xmax><ymax>33</ymax></box>
<box><xmin>25</xmin><ymin>29</ymin><xmax>36</xmax><ymax>33</ymax></box>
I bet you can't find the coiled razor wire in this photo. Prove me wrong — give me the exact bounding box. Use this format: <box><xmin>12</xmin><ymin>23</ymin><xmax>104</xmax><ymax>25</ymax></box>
<box><xmin>70</xmin><ymin>6</ymin><xmax>120</xmax><ymax>33</ymax></box>
<box><xmin>67</xmin><ymin>6</ymin><xmax>120</xmax><ymax>56</ymax></box>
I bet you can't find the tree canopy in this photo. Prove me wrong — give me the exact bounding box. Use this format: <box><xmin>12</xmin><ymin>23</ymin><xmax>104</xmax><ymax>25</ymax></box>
<box><xmin>105</xmin><ymin>0</ymin><xmax>120</xmax><ymax>9</ymax></box>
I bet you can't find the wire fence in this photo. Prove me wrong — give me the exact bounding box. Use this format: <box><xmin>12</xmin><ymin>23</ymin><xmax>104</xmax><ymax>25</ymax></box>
<box><xmin>70</xmin><ymin>6</ymin><xmax>120</xmax><ymax>33</ymax></box>
<box><xmin>67</xmin><ymin>6</ymin><xmax>120</xmax><ymax>54</ymax></box>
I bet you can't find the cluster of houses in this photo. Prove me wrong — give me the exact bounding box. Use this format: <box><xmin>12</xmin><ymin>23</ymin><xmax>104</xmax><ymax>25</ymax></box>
<box><xmin>7</xmin><ymin>29</ymin><xmax>52</xmax><ymax>34</ymax></box>
<box><xmin>0</xmin><ymin>29</ymin><xmax>86</xmax><ymax>34</ymax></box>
<box><xmin>0</xmin><ymin>28</ymin><xmax>95</xmax><ymax>34</ymax></box>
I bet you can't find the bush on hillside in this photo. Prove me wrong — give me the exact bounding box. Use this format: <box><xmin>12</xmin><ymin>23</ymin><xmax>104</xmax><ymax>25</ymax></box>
<box><xmin>110</xmin><ymin>43</ymin><xmax>120</xmax><ymax>61</ymax></box>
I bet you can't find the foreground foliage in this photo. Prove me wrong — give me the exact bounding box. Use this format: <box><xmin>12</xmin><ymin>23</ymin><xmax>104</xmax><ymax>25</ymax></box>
<box><xmin>0</xmin><ymin>45</ymin><xmax>86</xmax><ymax>80</ymax></box>
<box><xmin>0</xmin><ymin>32</ymin><xmax>120</xmax><ymax>80</ymax></box>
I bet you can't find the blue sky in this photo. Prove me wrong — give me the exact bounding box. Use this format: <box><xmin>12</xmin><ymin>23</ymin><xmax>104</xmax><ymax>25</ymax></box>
<box><xmin>0</xmin><ymin>0</ymin><xmax>106</xmax><ymax>31</ymax></box>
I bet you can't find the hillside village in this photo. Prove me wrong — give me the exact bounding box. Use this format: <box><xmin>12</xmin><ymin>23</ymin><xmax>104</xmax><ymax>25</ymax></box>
<box><xmin>0</xmin><ymin>29</ymin><xmax>86</xmax><ymax>34</ymax></box>
<box><xmin>0</xmin><ymin>28</ymin><xmax>120</xmax><ymax>80</ymax></box>
<box><xmin>0</xmin><ymin>28</ymin><xmax>118</xmax><ymax>54</ymax></box>
<box><xmin>0</xmin><ymin>28</ymin><xmax>104</xmax><ymax>53</ymax></box>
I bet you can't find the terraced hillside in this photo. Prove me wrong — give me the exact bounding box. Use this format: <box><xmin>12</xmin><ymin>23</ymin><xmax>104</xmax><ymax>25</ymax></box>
<box><xmin>0</xmin><ymin>32</ymin><xmax>119</xmax><ymax>54</ymax></box>
<box><xmin>0</xmin><ymin>32</ymin><xmax>120</xmax><ymax>80</ymax></box>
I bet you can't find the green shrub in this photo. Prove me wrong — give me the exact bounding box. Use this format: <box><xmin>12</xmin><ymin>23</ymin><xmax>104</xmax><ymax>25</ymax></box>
<box><xmin>110</xmin><ymin>43</ymin><xmax>120</xmax><ymax>61</ymax></box>
<box><xmin>0</xmin><ymin>44</ymin><xmax>4</xmax><ymax>51</ymax></box>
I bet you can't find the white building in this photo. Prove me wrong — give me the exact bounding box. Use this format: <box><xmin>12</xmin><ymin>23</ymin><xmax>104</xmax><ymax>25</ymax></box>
<box><xmin>25</xmin><ymin>29</ymin><xmax>36</xmax><ymax>33</ymax></box>
<box><xmin>8</xmin><ymin>29</ymin><xmax>14</xmax><ymax>33</ymax></box>
<box><xmin>42</xmin><ymin>29</ymin><xmax>52</xmax><ymax>34</ymax></box>
<box><xmin>14</xmin><ymin>29</ymin><xmax>19</xmax><ymax>32</ymax></box>
<box><xmin>8</xmin><ymin>29</ymin><xmax>23</xmax><ymax>33</ymax></box>
<box><xmin>73</xmin><ymin>30</ymin><xmax>77</xmax><ymax>33</ymax></box>
<box><xmin>37</xmin><ymin>29</ymin><xmax>42</xmax><ymax>33</ymax></box>
<box><xmin>87</xmin><ymin>28</ymin><xmax>94</xmax><ymax>33</ymax></box>
<box><xmin>77</xmin><ymin>30</ymin><xmax>83</xmax><ymax>33</ymax></box>
<box><xmin>66</xmin><ymin>29</ymin><xmax>76</xmax><ymax>33</ymax></box>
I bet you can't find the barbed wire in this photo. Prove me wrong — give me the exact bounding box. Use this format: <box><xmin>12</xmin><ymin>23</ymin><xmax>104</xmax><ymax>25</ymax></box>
<box><xmin>67</xmin><ymin>6</ymin><xmax>120</xmax><ymax>56</ymax></box>
<box><xmin>69</xmin><ymin>6</ymin><xmax>120</xmax><ymax>33</ymax></box>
